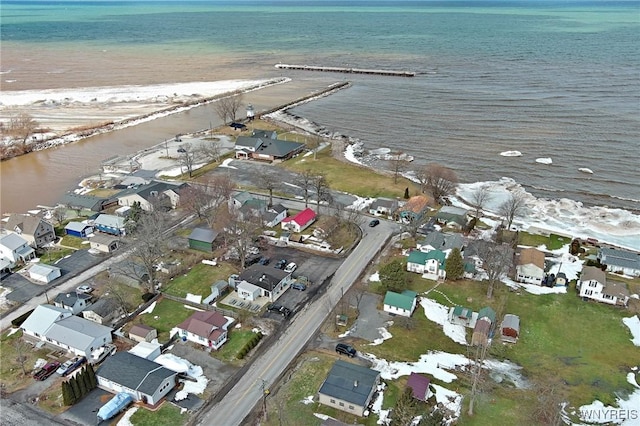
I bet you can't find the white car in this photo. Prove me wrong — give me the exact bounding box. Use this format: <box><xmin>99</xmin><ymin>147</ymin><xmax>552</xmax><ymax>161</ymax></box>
<box><xmin>284</xmin><ymin>262</ymin><xmax>297</xmax><ymax>273</ymax></box>
<box><xmin>76</xmin><ymin>285</ymin><xmax>94</xmax><ymax>294</ymax></box>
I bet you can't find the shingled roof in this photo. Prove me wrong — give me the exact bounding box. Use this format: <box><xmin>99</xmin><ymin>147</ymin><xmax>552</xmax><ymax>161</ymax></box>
<box><xmin>97</xmin><ymin>352</ymin><xmax>176</xmax><ymax>396</ymax></box>
<box><xmin>319</xmin><ymin>360</ymin><xmax>380</xmax><ymax>407</ymax></box>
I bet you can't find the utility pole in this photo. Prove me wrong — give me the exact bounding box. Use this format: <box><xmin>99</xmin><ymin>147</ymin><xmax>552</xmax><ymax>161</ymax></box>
<box><xmin>164</xmin><ymin>139</ymin><xmax>169</xmax><ymax>157</ymax></box>
<box><xmin>260</xmin><ymin>379</ymin><xmax>270</xmax><ymax>421</ymax></box>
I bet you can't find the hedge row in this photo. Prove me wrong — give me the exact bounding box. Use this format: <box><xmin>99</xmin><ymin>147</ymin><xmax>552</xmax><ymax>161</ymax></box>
<box><xmin>237</xmin><ymin>332</ymin><xmax>263</xmax><ymax>360</ymax></box>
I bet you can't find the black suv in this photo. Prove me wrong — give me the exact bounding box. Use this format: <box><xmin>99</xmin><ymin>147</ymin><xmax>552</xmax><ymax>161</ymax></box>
<box><xmin>369</xmin><ymin>219</ymin><xmax>380</xmax><ymax>227</ymax></box>
<box><xmin>274</xmin><ymin>259</ymin><xmax>287</xmax><ymax>269</ymax></box>
<box><xmin>267</xmin><ymin>304</ymin><xmax>291</xmax><ymax>317</ymax></box>
<box><xmin>335</xmin><ymin>343</ymin><xmax>357</xmax><ymax>358</ymax></box>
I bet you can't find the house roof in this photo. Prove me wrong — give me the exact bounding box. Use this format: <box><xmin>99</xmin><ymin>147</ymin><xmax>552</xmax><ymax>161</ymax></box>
<box><xmin>59</xmin><ymin>193</ymin><xmax>108</xmax><ymax>211</ymax></box>
<box><xmin>188</xmin><ymin>228</ymin><xmax>219</xmax><ymax>244</ymax></box>
<box><xmin>406</xmin><ymin>372</ymin><xmax>430</xmax><ymax>401</ymax></box>
<box><xmin>46</xmin><ymin>316</ymin><xmax>113</xmax><ymax>349</ymax></box>
<box><xmin>116</xmin><ymin>181</ymin><xmax>187</xmax><ymax>202</ymax></box>
<box><xmin>94</xmin><ymin>214</ymin><xmax>125</xmax><ymax>229</ymax></box>
<box><xmin>238</xmin><ymin>264</ymin><xmax>290</xmax><ymax>291</ymax></box>
<box><xmin>407</xmin><ymin>250</ymin><xmax>430</xmax><ymax>265</ymax></box>
<box><xmin>473</xmin><ymin>318</ymin><xmax>491</xmax><ymax>335</ymax></box>
<box><xmin>236</xmin><ymin>136</ymin><xmax>305</xmax><ymax>158</ymax></box>
<box><xmin>370</xmin><ymin>198</ymin><xmax>398</xmax><ymax>210</ymax></box>
<box><xmin>518</xmin><ymin>248</ymin><xmax>545</xmax><ymax>269</ymax></box>
<box><xmin>65</xmin><ymin>222</ymin><xmax>91</xmax><ymax>232</ymax></box>
<box><xmin>580</xmin><ymin>266</ymin><xmax>606</xmax><ymax>284</ymax></box>
<box><xmin>283</xmin><ymin>208</ymin><xmax>316</xmax><ymax>227</ymax></box>
<box><xmin>28</xmin><ymin>263</ymin><xmax>61</xmax><ymax>277</ymax></box>
<box><xmin>269</xmin><ymin>204</ymin><xmax>287</xmax><ymax>214</ymax></box>
<box><xmin>90</xmin><ymin>234</ymin><xmax>119</xmax><ymax>245</ymax></box>
<box><xmin>418</xmin><ymin>231</ymin><xmax>464</xmax><ymax>252</ymax></box>
<box><xmin>177</xmin><ymin>311</ymin><xmax>229</xmax><ymax>340</ymax></box>
<box><xmin>212</xmin><ymin>280</ymin><xmax>228</xmax><ymax>291</ymax></box>
<box><xmin>425</xmin><ymin>249</ymin><xmax>446</xmax><ymax>263</ymax></box>
<box><xmin>97</xmin><ymin>352</ymin><xmax>177</xmax><ymax>396</ymax></box>
<box><xmin>599</xmin><ymin>248</ymin><xmax>640</xmax><ymax>270</ymax></box>
<box><xmin>54</xmin><ymin>291</ymin><xmax>91</xmax><ymax>307</ymax></box>
<box><xmin>232</xmin><ymin>191</ymin><xmax>254</xmax><ymax>205</ymax></box>
<box><xmin>477</xmin><ymin>307</ymin><xmax>496</xmax><ymax>323</ymax></box>
<box><xmin>452</xmin><ymin>306</ymin><xmax>473</xmax><ymax>320</ymax></box>
<box><xmin>239</xmin><ymin>199</ymin><xmax>267</xmax><ymax>216</ymax></box>
<box><xmin>603</xmin><ymin>281</ymin><xmax>630</xmax><ymax>299</ymax></box>
<box><xmin>21</xmin><ymin>304</ymin><xmax>72</xmax><ymax>336</ymax></box>
<box><xmin>5</xmin><ymin>214</ymin><xmax>49</xmax><ymax>236</ymax></box>
<box><xmin>318</xmin><ymin>360</ymin><xmax>380</xmax><ymax>407</ymax></box>
<box><xmin>401</xmin><ymin>196</ymin><xmax>429</xmax><ymax>214</ymax></box>
<box><xmin>251</xmin><ymin>129</ymin><xmax>277</xmax><ymax>139</ymax></box>
<box><xmin>129</xmin><ymin>324</ymin><xmax>156</xmax><ymax>337</ymax></box>
<box><xmin>501</xmin><ymin>314</ymin><xmax>520</xmax><ymax>332</ymax></box>
<box><xmin>384</xmin><ymin>290</ymin><xmax>417</xmax><ymax>311</ymax></box>
<box><xmin>85</xmin><ymin>298</ymin><xmax>120</xmax><ymax>316</ymax></box>
<box><xmin>0</xmin><ymin>233</ymin><xmax>29</xmax><ymax>251</ymax></box>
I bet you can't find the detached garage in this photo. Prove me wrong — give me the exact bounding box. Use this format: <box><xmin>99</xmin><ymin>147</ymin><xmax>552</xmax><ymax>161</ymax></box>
<box><xmin>28</xmin><ymin>263</ymin><xmax>62</xmax><ymax>283</ymax></box>
<box><xmin>500</xmin><ymin>314</ymin><xmax>520</xmax><ymax>343</ymax></box>
<box><xmin>64</xmin><ymin>222</ymin><xmax>94</xmax><ymax>238</ymax></box>
<box><xmin>188</xmin><ymin>228</ymin><xmax>219</xmax><ymax>252</ymax></box>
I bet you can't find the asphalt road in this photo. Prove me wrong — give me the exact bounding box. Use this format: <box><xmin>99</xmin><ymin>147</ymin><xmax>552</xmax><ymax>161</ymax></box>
<box><xmin>197</xmin><ymin>219</ymin><xmax>399</xmax><ymax>426</ymax></box>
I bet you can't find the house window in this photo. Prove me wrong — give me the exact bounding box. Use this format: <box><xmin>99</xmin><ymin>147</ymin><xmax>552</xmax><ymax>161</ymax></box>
<box><xmin>199</xmin><ymin>336</ymin><xmax>204</xmax><ymax>341</ymax></box>
<box><xmin>603</xmin><ymin>294</ymin><xmax>613</xmax><ymax>299</ymax></box>
<box><xmin>349</xmin><ymin>405</ymin><xmax>354</xmax><ymax>409</ymax></box>
<box><xmin>584</xmin><ymin>290</ymin><xmax>593</xmax><ymax>296</ymax></box>
<box><xmin>339</xmin><ymin>402</ymin><xmax>344</xmax><ymax>406</ymax></box>
<box><xmin>589</xmin><ymin>282</ymin><xmax>597</xmax><ymax>287</ymax></box>
<box><xmin>330</xmin><ymin>399</ymin><xmax>335</xmax><ymax>403</ymax></box>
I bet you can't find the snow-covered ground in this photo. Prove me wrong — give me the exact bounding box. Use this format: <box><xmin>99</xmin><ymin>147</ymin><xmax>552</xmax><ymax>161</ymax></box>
<box><xmin>622</xmin><ymin>316</ymin><xmax>640</xmax><ymax>347</ymax></box>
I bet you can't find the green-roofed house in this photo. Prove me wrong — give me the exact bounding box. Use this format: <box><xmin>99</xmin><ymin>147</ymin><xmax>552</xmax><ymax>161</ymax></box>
<box><xmin>406</xmin><ymin>249</ymin><xmax>447</xmax><ymax>281</ymax></box>
<box><xmin>449</xmin><ymin>305</ymin><xmax>474</xmax><ymax>327</ymax></box>
<box><xmin>383</xmin><ymin>290</ymin><xmax>418</xmax><ymax>317</ymax></box>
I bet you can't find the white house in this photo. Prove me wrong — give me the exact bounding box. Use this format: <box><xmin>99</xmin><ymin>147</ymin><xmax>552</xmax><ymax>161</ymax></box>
<box><xmin>0</xmin><ymin>233</ymin><xmax>36</xmax><ymax>266</ymax></box>
<box><xmin>368</xmin><ymin>198</ymin><xmax>398</xmax><ymax>218</ymax></box>
<box><xmin>383</xmin><ymin>290</ymin><xmax>418</xmax><ymax>317</ymax></box>
<box><xmin>516</xmin><ymin>247</ymin><xmax>545</xmax><ymax>285</ymax></box>
<box><xmin>407</xmin><ymin>249</ymin><xmax>446</xmax><ymax>281</ymax></box>
<box><xmin>281</xmin><ymin>208</ymin><xmax>316</xmax><ymax>233</ymax></box>
<box><xmin>578</xmin><ymin>266</ymin><xmax>630</xmax><ymax>307</ymax></box>
<box><xmin>89</xmin><ymin>234</ymin><xmax>120</xmax><ymax>253</ymax></box>
<box><xmin>4</xmin><ymin>213</ymin><xmax>55</xmax><ymax>248</ymax></box>
<box><xmin>54</xmin><ymin>291</ymin><xmax>92</xmax><ymax>315</ymax></box>
<box><xmin>263</xmin><ymin>204</ymin><xmax>287</xmax><ymax>228</ymax></box>
<box><xmin>237</xmin><ymin>264</ymin><xmax>292</xmax><ymax>302</ymax></box>
<box><xmin>117</xmin><ymin>181</ymin><xmax>187</xmax><ymax>211</ymax></box>
<box><xmin>28</xmin><ymin>263</ymin><xmax>62</xmax><ymax>283</ymax></box>
<box><xmin>173</xmin><ymin>311</ymin><xmax>234</xmax><ymax>350</ymax></box>
<box><xmin>318</xmin><ymin>360</ymin><xmax>381</xmax><ymax>417</ymax></box>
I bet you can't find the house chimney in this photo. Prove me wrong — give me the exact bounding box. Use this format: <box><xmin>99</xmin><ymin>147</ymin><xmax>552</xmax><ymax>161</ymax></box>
<box><xmin>354</xmin><ymin>380</ymin><xmax>358</xmax><ymax>387</ymax></box>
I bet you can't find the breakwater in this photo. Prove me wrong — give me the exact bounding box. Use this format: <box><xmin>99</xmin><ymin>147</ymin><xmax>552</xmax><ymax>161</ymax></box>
<box><xmin>275</xmin><ymin>63</ymin><xmax>415</xmax><ymax>77</ymax></box>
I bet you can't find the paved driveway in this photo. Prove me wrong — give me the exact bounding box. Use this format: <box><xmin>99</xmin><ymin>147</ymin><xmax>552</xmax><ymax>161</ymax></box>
<box><xmin>347</xmin><ymin>292</ymin><xmax>393</xmax><ymax>343</ymax></box>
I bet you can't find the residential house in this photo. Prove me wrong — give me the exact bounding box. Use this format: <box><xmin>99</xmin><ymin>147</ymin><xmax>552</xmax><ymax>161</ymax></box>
<box><xmin>229</xmin><ymin>191</ymin><xmax>255</xmax><ymax>210</ymax></box>
<box><xmin>236</xmin><ymin>264</ymin><xmax>292</xmax><ymax>302</ymax></box>
<box><xmin>500</xmin><ymin>314</ymin><xmax>520</xmax><ymax>343</ymax></box>
<box><xmin>406</xmin><ymin>372</ymin><xmax>430</xmax><ymax>402</ymax></box>
<box><xmin>417</xmin><ymin>231</ymin><xmax>463</xmax><ymax>254</ymax></box>
<box><xmin>239</xmin><ymin>198</ymin><xmax>268</xmax><ymax>220</ymax></box>
<box><xmin>434</xmin><ymin>206</ymin><xmax>469</xmax><ymax>229</ymax></box>
<box><xmin>449</xmin><ymin>306</ymin><xmax>474</xmax><ymax>327</ymax></box>
<box><xmin>318</xmin><ymin>360</ymin><xmax>381</xmax><ymax>417</ymax></box>
<box><xmin>398</xmin><ymin>195</ymin><xmax>430</xmax><ymax>223</ymax></box>
<box><xmin>597</xmin><ymin>248</ymin><xmax>640</xmax><ymax>277</ymax></box>
<box><xmin>203</xmin><ymin>281</ymin><xmax>229</xmax><ymax>304</ymax></box>
<box><xmin>64</xmin><ymin>222</ymin><xmax>94</xmax><ymax>238</ymax></box>
<box><xmin>93</xmin><ymin>214</ymin><xmax>126</xmax><ymax>236</ymax></box>
<box><xmin>21</xmin><ymin>304</ymin><xmax>113</xmax><ymax>357</ymax></box>
<box><xmin>516</xmin><ymin>247</ymin><xmax>546</xmax><ymax>285</ymax></box>
<box><xmin>281</xmin><ymin>208</ymin><xmax>317</xmax><ymax>233</ymax></box>
<box><xmin>471</xmin><ymin>307</ymin><xmax>495</xmax><ymax>347</ymax></box>
<box><xmin>59</xmin><ymin>193</ymin><xmax>111</xmax><ymax>212</ymax></box>
<box><xmin>0</xmin><ymin>233</ymin><xmax>36</xmax><ymax>267</ymax></box>
<box><xmin>4</xmin><ymin>213</ymin><xmax>55</xmax><ymax>248</ymax></box>
<box><xmin>89</xmin><ymin>234</ymin><xmax>120</xmax><ymax>253</ymax></box>
<box><xmin>82</xmin><ymin>298</ymin><xmax>125</xmax><ymax>325</ymax></box>
<box><xmin>406</xmin><ymin>249</ymin><xmax>446</xmax><ymax>281</ymax></box>
<box><xmin>174</xmin><ymin>311</ymin><xmax>234</xmax><ymax>350</ymax></box>
<box><xmin>383</xmin><ymin>290</ymin><xmax>418</xmax><ymax>317</ymax></box>
<box><xmin>234</xmin><ymin>132</ymin><xmax>305</xmax><ymax>161</ymax></box>
<box><xmin>129</xmin><ymin>324</ymin><xmax>158</xmax><ymax>343</ymax></box>
<box><xmin>368</xmin><ymin>198</ymin><xmax>398</xmax><ymax>218</ymax></box>
<box><xmin>54</xmin><ymin>291</ymin><xmax>92</xmax><ymax>315</ymax></box>
<box><xmin>263</xmin><ymin>204</ymin><xmax>287</xmax><ymax>228</ymax></box>
<box><xmin>97</xmin><ymin>352</ymin><xmax>178</xmax><ymax>405</ymax></box>
<box><xmin>188</xmin><ymin>228</ymin><xmax>219</xmax><ymax>253</ymax></box>
<box><xmin>28</xmin><ymin>263</ymin><xmax>62</xmax><ymax>283</ymax></box>
<box><xmin>116</xmin><ymin>181</ymin><xmax>189</xmax><ymax>212</ymax></box>
<box><xmin>577</xmin><ymin>266</ymin><xmax>630</xmax><ymax>307</ymax></box>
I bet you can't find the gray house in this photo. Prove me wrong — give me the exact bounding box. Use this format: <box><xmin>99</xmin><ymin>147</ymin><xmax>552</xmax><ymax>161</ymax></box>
<box><xmin>368</xmin><ymin>198</ymin><xmax>398</xmax><ymax>218</ymax></box>
<box><xmin>318</xmin><ymin>360</ymin><xmax>381</xmax><ymax>417</ymax></box>
<box><xmin>597</xmin><ymin>248</ymin><xmax>640</xmax><ymax>277</ymax></box>
<box><xmin>54</xmin><ymin>291</ymin><xmax>92</xmax><ymax>315</ymax></box>
<box><xmin>82</xmin><ymin>298</ymin><xmax>125</xmax><ymax>325</ymax></box>
<box><xmin>97</xmin><ymin>352</ymin><xmax>178</xmax><ymax>405</ymax></box>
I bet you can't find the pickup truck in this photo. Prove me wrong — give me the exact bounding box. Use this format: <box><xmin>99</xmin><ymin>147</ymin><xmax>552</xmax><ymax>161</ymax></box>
<box><xmin>33</xmin><ymin>361</ymin><xmax>61</xmax><ymax>381</ymax></box>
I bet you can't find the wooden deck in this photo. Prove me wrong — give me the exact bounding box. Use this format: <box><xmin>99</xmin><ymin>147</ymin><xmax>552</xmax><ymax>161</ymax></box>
<box><xmin>275</xmin><ymin>63</ymin><xmax>415</xmax><ymax>77</ymax></box>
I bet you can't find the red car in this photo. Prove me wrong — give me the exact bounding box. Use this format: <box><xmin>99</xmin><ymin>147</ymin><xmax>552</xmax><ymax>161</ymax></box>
<box><xmin>33</xmin><ymin>361</ymin><xmax>61</xmax><ymax>381</ymax></box>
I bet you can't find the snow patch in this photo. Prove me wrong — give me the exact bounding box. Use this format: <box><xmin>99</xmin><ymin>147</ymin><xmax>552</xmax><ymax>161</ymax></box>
<box><xmin>140</xmin><ymin>301</ymin><xmax>156</xmax><ymax>315</ymax></box>
<box><xmin>420</xmin><ymin>298</ymin><xmax>467</xmax><ymax>345</ymax></box>
<box><xmin>622</xmin><ymin>316</ymin><xmax>640</xmax><ymax>347</ymax></box>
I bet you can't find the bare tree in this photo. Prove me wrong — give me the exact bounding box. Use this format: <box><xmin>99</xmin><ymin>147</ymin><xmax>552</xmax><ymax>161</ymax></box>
<box><xmin>388</xmin><ymin>154</ymin><xmax>410</xmax><ymax>184</ymax></box>
<box><xmin>178</xmin><ymin>143</ymin><xmax>196</xmax><ymax>177</ymax></box>
<box><xmin>8</xmin><ymin>111</ymin><xmax>38</xmax><ymax>147</ymax></box>
<box><xmin>469</xmin><ymin>184</ymin><xmax>492</xmax><ymax>218</ymax></box>
<box><xmin>467</xmin><ymin>340</ymin><xmax>489</xmax><ymax>417</ymax></box>
<box><xmin>14</xmin><ymin>336</ymin><xmax>30</xmax><ymax>376</ymax></box>
<box><xmin>206</xmin><ymin>174</ymin><xmax>236</xmax><ymax>226</ymax></box>
<box><xmin>312</xmin><ymin>174</ymin><xmax>329</xmax><ymax>214</ymax></box>
<box><xmin>298</xmin><ymin>169</ymin><xmax>315</xmax><ymax>208</ymax></box>
<box><xmin>499</xmin><ymin>193</ymin><xmax>527</xmax><ymax>230</ymax></box>
<box><xmin>220</xmin><ymin>206</ymin><xmax>263</xmax><ymax>269</ymax></box>
<box><xmin>414</xmin><ymin>166</ymin><xmax>429</xmax><ymax>194</ymax></box>
<box><xmin>530</xmin><ymin>380</ymin><xmax>565</xmax><ymax>426</ymax></box>
<box><xmin>213</xmin><ymin>92</ymin><xmax>244</xmax><ymax>124</ymax></box>
<box><xmin>262</xmin><ymin>171</ymin><xmax>279</xmax><ymax>208</ymax></box>
<box><xmin>180</xmin><ymin>185</ymin><xmax>211</xmax><ymax>223</ymax></box>
<box><xmin>307</xmin><ymin>133</ymin><xmax>323</xmax><ymax>160</ymax></box>
<box><xmin>125</xmin><ymin>209</ymin><xmax>168</xmax><ymax>293</ymax></box>
<box><xmin>422</xmin><ymin>163</ymin><xmax>458</xmax><ymax>204</ymax></box>
<box><xmin>51</xmin><ymin>206</ymin><xmax>68</xmax><ymax>225</ymax></box>
<box><xmin>476</xmin><ymin>241</ymin><xmax>513</xmax><ymax>298</ymax></box>
<box><xmin>390</xmin><ymin>387</ymin><xmax>420</xmax><ymax>426</ymax></box>
<box><xmin>198</xmin><ymin>139</ymin><xmax>221</xmax><ymax>163</ymax></box>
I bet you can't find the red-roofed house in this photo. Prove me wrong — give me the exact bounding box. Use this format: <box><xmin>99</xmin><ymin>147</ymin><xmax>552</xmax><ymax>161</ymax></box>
<box><xmin>407</xmin><ymin>372</ymin><xmax>430</xmax><ymax>401</ymax></box>
<box><xmin>173</xmin><ymin>311</ymin><xmax>234</xmax><ymax>350</ymax></box>
<box><xmin>281</xmin><ymin>208</ymin><xmax>317</xmax><ymax>233</ymax></box>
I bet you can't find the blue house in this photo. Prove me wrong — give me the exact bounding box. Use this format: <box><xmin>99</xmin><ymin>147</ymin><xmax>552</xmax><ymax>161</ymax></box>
<box><xmin>94</xmin><ymin>214</ymin><xmax>126</xmax><ymax>236</ymax></box>
<box><xmin>64</xmin><ymin>222</ymin><xmax>94</xmax><ymax>238</ymax></box>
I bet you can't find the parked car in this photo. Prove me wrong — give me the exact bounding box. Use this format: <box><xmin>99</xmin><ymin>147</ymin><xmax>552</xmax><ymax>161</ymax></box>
<box><xmin>33</xmin><ymin>361</ymin><xmax>61</xmax><ymax>381</ymax></box>
<box><xmin>291</xmin><ymin>282</ymin><xmax>307</xmax><ymax>291</ymax></box>
<box><xmin>245</xmin><ymin>255</ymin><xmax>262</xmax><ymax>267</ymax></box>
<box><xmin>274</xmin><ymin>259</ymin><xmax>287</xmax><ymax>269</ymax></box>
<box><xmin>76</xmin><ymin>285</ymin><xmax>94</xmax><ymax>294</ymax></box>
<box><xmin>56</xmin><ymin>356</ymin><xmax>86</xmax><ymax>376</ymax></box>
<box><xmin>267</xmin><ymin>303</ymin><xmax>283</xmax><ymax>313</ymax></box>
<box><xmin>369</xmin><ymin>219</ymin><xmax>380</xmax><ymax>227</ymax></box>
<box><xmin>335</xmin><ymin>343</ymin><xmax>357</xmax><ymax>358</ymax></box>
<box><xmin>258</xmin><ymin>256</ymin><xmax>270</xmax><ymax>266</ymax></box>
<box><xmin>284</xmin><ymin>262</ymin><xmax>297</xmax><ymax>273</ymax></box>
<box><xmin>177</xmin><ymin>147</ymin><xmax>187</xmax><ymax>153</ymax></box>
<box><xmin>90</xmin><ymin>343</ymin><xmax>117</xmax><ymax>364</ymax></box>
<box><xmin>248</xmin><ymin>246</ymin><xmax>260</xmax><ymax>255</ymax></box>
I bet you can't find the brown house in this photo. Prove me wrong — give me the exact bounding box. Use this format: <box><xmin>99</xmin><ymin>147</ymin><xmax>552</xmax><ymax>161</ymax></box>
<box><xmin>4</xmin><ymin>214</ymin><xmax>55</xmax><ymax>248</ymax></box>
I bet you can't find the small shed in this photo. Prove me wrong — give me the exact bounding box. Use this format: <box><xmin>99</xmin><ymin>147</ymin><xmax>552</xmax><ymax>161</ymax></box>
<box><xmin>471</xmin><ymin>319</ymin><xmax>491</xmax><ymax>347</ymax></box>
<box><xmin>188</xmin><ymin>228</ymin><xmax>219</xmax><ymax>252</ymax></box>
<box><xmin>555</xmin><ymin>272</ymin><xmax>568</xmax><ymax>286</ymax></box>
<box><xmin>406</xmin><ymin>372</ymin><xmax>431</xmax><ymax>401</ymax></box>
<box><xmin>128</xmin><ymin>341</ymin><xmax>162</xmax><ymax>360</ymax></box>
<box><xmin>28</xmin><ymin>263</ymin><xmax>62</xmax><ymax>283</ymax></box>
<box><xmin>500</xmin><ymin>314</ymin><xmax>520</xmax><ymax>343</ymax></box>
<box><xmin>449</xmin><ymin>306</ymin><xmax>473</xmax><ymax>327</ymax></box>
<box><xmin>203</xmin><ymin>280</ymin><xmax>229</xmax><ymax>304</ymax></box>
<box><xmin>89</xmin><ymin>234</ymin><xmax>119</xmax><ymax>253</ymax></box>
<box><xmin>64</xmin><ymin>222</ymin><xmax>94</xmax><ymax>238</ymax></box>
<box><xmin>129</xmin><ymin>324</ymin><xmax>158</xmax><ymax>343</ymax></box>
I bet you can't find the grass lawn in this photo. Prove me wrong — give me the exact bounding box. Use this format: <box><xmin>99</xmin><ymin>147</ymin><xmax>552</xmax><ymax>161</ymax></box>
<box><xmin>518</xmin><ymin>231</ymin><xmax>570</xmax><ymax>250</ymax></box>
<box><xmin>38</xmin><ymin>383</ymin><xmax>66</xmax><ymax>414</ymax></box>
<box><xmin>59</xmin><ymin>235</ymin><xmax>86</xmax><ymax>249</ymax></box>
<box><xmin>129</xmin><ymin>402</ymin><xmax>185</xmax><ymax>426</ymax></box>
<box><xmin>135</xmin><ymin>298</ymin><xmax>194</xmax><ymax>342</ymax></box>
<box><xmin>211</xmin><ymin>328</ymin><xmax>260</xmax><ymax>365</ymax></box>
<box><xmin>163</xmin><ymin>263</ymin><xmax>237</xmax><ymax>298</ymax></box>
<box><xmin>0</xmin><ymin>330</ymin><xmax>54</xmax><ymax>393</ymax></box>
<box><xmin>38</xmin><ymin>247</ymin><xmax>74</xmax><ymax>265</ymax></box>
<box><xmin>278</xmin><ymin>148</ymin><xmax>421</xmax><ymax>200</ymax></box>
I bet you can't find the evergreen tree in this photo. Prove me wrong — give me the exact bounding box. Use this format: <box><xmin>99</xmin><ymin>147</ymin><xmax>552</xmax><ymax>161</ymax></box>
<box><xmin>87</xmin><ymin>363</ymin><xmax>98</xmax><ymax>389</ymax></box>
<box><xmin>445</xmin><ymin>247</ymin><xmax>464</xmax><ymax>281</ymax></box>
<box><xmin>77</xmin><ymin>370</ymin><xmax>88</xmax><ymax>396</ymax></box>
<box><xmin>62</xmin><ymin>380</ymin><xmax>76</xmax><ymax>406</ymax></box>
<box><xmin>70</xmin><ymin>376</ymin><xmax>82</xmax><ymax>401</ymax></box>
<box><xmin>404</xmin><ymin>187</ymin><xmax>410</xmax><ymax>199</ymax></box>
<box><xmin>379</xmin><ymin>258</ymin><xmax>407</xmax><ymax>292</ymax></box>
<box><xmin>80</xmin><ymin>367</ymin><xmax>92</xmax><ymax>393</ymax></box>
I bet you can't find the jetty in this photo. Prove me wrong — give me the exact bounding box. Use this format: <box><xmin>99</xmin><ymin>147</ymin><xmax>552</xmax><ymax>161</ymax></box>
<box><xmin>275</xmin><ymin>63</ymin><xmax>415</xmax><ymax>78</ymax></box>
